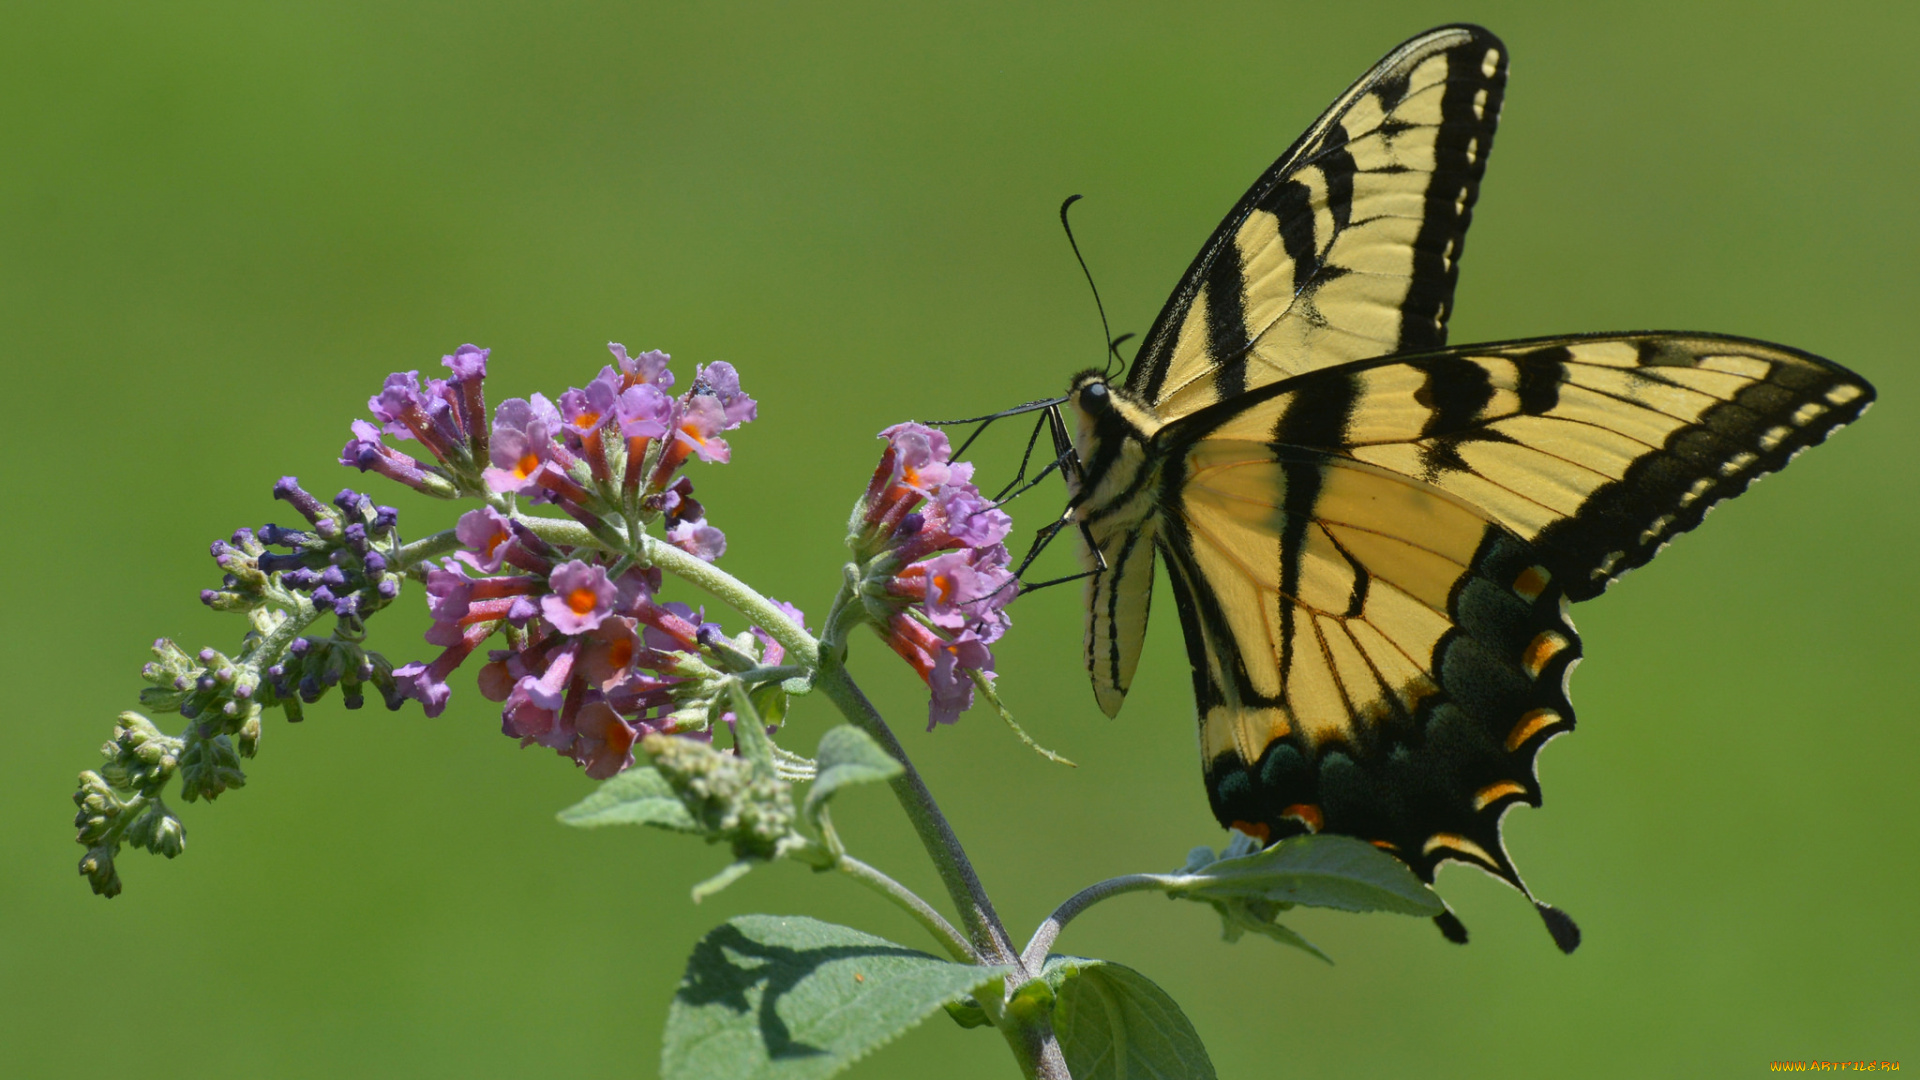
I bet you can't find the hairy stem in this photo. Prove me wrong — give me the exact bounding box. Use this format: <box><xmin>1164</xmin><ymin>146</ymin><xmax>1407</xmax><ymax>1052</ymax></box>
<box><xmin>835</xmin><ymin>854</ymin><xmax>975</xmax><ymax>964</ymax></box>
<box><xmin>394</xmin><ymin>527</ymin><xmax>463</xmax><ymax>572</ymax></box>
<box><xmin>812</xmin><ymin>653</ymin><xmax>1017</xmax><ymax>964</ymax></box>
<box><xmin>1021</xmin><ymin>873</ymin><xmax>1176</xmax><ymax>970</ymax></box>
<box><xmin>512</xmin><ymin>514</ymin><xmax>819</xmax><ymax>668</ymax></box>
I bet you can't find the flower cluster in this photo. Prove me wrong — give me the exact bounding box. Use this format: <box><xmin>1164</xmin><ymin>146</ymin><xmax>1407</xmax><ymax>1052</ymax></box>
<box><xmin>361</xmin><ymin>344</ymin><xmax>790</xmax><ymax>778</ymax></box>
<box><xmin>848</xmin><ymin>423</ymin><xmax>1015</xmax><ymax>728</ymax></box>
<box><xmin>396</xmin><ymin>513</ymin><xmax>799</xmax><ymax>778</ymax></box>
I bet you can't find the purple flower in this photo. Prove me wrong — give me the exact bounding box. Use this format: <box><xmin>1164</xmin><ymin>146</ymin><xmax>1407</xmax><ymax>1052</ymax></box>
<box><xmin>880</xmin><ymin>422</ymin><xmax>952</xmax><ymax>495</ymax></box>
<box><xmin>572</xmin><ymin>702</ymin><xmax>642</xmax><ymax>779</ymax></box>
<box><xmin>392</xmin><ymin>622</ymin><xmax>493</xmax><ymax>718</ymax></box>
<box><xmin>855</xmin><ymin>422</ymin><xmax>1016</xmax><ymax>727</ymax></box>
<box><xmin>609</xmin><ymin>343</ymin><xmax>673</xmax><ymax>389</ymax></box>
<box><xmin>559</xmin><ymin>367</ymin><xmax>622</xmax><ymax>440</ymax></box>
<box><xmin>339</xmin><ymin>420</ymin><xmax>444</xmax><ymax>494</ymax></box>
<box><xmin>667</xmin><ymin>518</ymin><xmax>727</xmax><ymax>562</ymax></box>
<box><xmin>540</xmin><ymin>560</ymin><xmax>618</xmax><ymax>635</ymax></box>
<box><xmin>453</xmin><ymin>506</ymin><xmax>515</xmax><ymax>573</ymax></box>
<box><xmin>616</xmin><ymin>383</ymin><xmax>674</xmax><ymax>439</ymax></box>
<box><xmin>484</xmin><ymin>396</ymin><xmax>565</xmax><ymax>495</ymax></box>
<box><xmin>927</xmin><ymin>630</ymin><xmax>994</xmax><ymax>729</ymax></box>
<box><xmin>670</xmin><ymin>395</ymin><xmax>733</xmax><ymax>464</ymax></box>
<box><xmin>443</xmin><ymin>344</ymin><xmax>488</xmax><ymax>382</ymax></box>
<box><xmin>370</xmin><ymin>371</ymin><xmax>462</xmax><ymax>461</ymax></box>
<box><xmin>694</xmin><ymin>361</ymin><xmax>757</xmax><ymax>428</ymax></box>
<box><xmin>933</xmin><ymin>464</ymin><xmax>1012</xmax><ymax>549</ymax></box>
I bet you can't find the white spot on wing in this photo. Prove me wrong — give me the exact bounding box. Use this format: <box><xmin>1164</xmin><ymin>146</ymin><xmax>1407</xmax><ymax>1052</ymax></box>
<box><xmin>1720</xmin><ymin>451</ymin><xmax>1757</xmax><ymax>476</ymax></box>
<box><xmin>1482</xmin><ymin>49</ymin><xmax>1501</xmax><ymax>78</ymax></box>
<box><xmin>1792</xmin><ymin>401</ymin><xmax>1828</xmax><ymax>426</ymax></box>
<box><xmin>1826</xmin><ymin>384</ymin><xmax>1863</xmax><ymax>405</ymax></box>
<box><xmin>1758</xmin><ymin>425</ymin><xmax>1791</xmax><ymax>451</ymax></box>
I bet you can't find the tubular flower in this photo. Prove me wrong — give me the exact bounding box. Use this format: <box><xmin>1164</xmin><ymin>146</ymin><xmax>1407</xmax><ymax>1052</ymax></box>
<box><xmin>343</xmin><ymin>346</ymin><xmax>493</xmax><ymax>495</ymax></box>
<box><xmin>352</xmin><ymin>342</ymin><xmax>787</xmax><ymax>776</ymax></box>
<box><xmin>850</xmin><ymin>422</ymin><xmax>1015</xmax><ymax>728</ymax></box>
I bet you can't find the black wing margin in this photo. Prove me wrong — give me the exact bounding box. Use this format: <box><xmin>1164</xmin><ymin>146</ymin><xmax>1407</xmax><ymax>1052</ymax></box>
<box><xmin>1127</xmin><ymin>25</ymin><xmax>1509</xmax><ymax>417</ymax></box>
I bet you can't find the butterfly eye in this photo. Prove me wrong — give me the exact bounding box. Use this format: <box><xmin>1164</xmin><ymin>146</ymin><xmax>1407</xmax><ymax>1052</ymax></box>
<box><xmin>1081</xmin><ymin>382</ymin><xmax>1110</xmax><ymax>413</ymax></box>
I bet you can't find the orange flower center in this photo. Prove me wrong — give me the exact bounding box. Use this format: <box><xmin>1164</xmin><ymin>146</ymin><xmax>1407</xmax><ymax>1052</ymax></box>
<box><xmin>514</xmin><ymin>452</ymin><xmax>541</xmax><ymax>479</ymax></box>
<box><xmin>566</xmin><ymin>586</ymin><xmax>599</xmax><ymax>615</ymax></box>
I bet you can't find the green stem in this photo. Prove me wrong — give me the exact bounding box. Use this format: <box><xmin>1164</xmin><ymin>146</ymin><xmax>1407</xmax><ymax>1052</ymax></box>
<box><xmin>812</xmin><ymin>653</ymin><xmax>1018</xmax><ymax>966</ymax></box>
<box><xmin>1021</xmin><ymin>873</ymin><xmax>1176</xmax><ymax>970</ymax></box>
<box><xmin>511</xmin><ymin>514</ymin><xmax>820</xmax><ymax>668</ymax></box>
<box><xmin>394</xmin><ymin>528</ymin><xmax>463</xmax><ymax>572</ymax></box>
<box><xmin>835</xmin><ymin>854</ymin><xmax>975</xmax><ymax>964</ymax></box>
<box><xmin>518</xmin><ymin>511</ymin><xmax>1064</xmax><ymax>1076</ymax></box>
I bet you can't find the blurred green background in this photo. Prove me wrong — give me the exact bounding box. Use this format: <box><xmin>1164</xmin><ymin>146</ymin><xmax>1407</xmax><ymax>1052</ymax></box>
<box><xmin>6</xmin><ymin>2</ymin><xmax>1916</xmax><ymax>1076</ymax></box>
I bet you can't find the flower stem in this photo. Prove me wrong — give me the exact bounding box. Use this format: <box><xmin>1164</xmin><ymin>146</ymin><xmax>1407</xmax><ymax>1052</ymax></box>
<box><xmin>1021</xmin><ymin>873</ymin><xmax>1177</xmax><ymax>970</ymax></box>
<box><xmin>394</xmin><ymin>527</ymin><xmax>463</xmax><ymax>572</ymax></box>
<box><xmin>835</xmin><ymin>853</ymin><xmax>975</xmax><ymax>964</ymax></box>
<box><xmin>812</xmin><ymin>652</ymin><xmax>1018</xmax><ymax>963</ymax></box>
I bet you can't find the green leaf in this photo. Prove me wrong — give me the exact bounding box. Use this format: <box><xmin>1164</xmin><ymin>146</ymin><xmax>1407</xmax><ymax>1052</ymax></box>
<box><xmin>555</xmin><ymin>765</ymin><xmax>699</xmax><ymax>832</ymax></box>
<box><xmin>1171</xmin><ymin>834</ymin><xmax>1442</xmax><ymax>916</ymax></box>
<box><xmin>801</xmin><ymin>725</ymin><xmax>902</xmax><ymax>827</ymax></box>
<box><xmin>663</xmin><ymin>915</ymin><xmax>1011</xmax><ymax>1080</ymax></box>
<box><xmin>1039</xmin><ymin>956</ymin><xmax>1216</xmax><ymax>1080</ymax></box>
<box><xmin>1209</xmin><ymin>896</ymin><xmax>1333</xmax><ymax>963</ymax></box>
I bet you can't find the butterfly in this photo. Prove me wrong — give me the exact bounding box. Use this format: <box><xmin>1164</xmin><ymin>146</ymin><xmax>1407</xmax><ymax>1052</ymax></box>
<box><xmin>1048</xmin><ymin>24</ymin><xmax>1874</xmax><ymax>952</ymax></box>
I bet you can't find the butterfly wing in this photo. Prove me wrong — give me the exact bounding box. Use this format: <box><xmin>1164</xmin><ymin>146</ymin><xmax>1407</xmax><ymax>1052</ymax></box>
<box><xmin>1128</xmin><ymin>24</ymin><xmax>1509</xmax><ymax>422</ymax></box>
<box><xmin>1156</xmin><ymin>333</ymin><xmax>1872</xmax><ymax>902</ymax></box>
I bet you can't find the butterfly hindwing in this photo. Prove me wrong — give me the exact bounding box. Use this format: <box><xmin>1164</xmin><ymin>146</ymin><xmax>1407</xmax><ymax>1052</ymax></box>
<box><xmin>1150</xmin><ymin>333</ymin><xmax>1872</xmax><ymax>888</ymax></box>
<box><xmin>1128</xmin><ymin>24</ymin><xmax>1508</xmax><ymax>422</ymax></box>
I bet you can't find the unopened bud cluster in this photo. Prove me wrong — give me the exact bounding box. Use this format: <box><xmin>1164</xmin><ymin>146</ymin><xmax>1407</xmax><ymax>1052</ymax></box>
<box><xmin>644</xmin><ymin>733</ymin><xmax>809</xmax><ymax>863</ymax></box>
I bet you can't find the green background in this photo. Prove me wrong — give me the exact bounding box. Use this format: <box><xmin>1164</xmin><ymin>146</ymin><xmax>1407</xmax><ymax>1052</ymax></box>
<box><xmin>6</xmin><ymin>2</ymin><xmax>1916</xmax><ymax>1076</ymax></box>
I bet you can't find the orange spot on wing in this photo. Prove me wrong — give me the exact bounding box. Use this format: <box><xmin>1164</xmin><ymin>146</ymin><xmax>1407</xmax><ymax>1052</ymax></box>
<box><xmin>1472</xmin><ymin>780</ymin><xmax>1528</xmax><ymax>812</ymax></box>
<box><xmin>1370</xmin><ymin>839</ymin><xmax>1400</xmax><ymax>853</ymax></box>
<box><xmin>1280</xmin><ymin>804</ymin><xmax>1323</xmax><ymax>833</ymax></box>
<box><xmin>1230</xmin><ymin>820</ymin><xmax>1272</xmax><ymax>845</ymax></box>
<box><xmin>1513</xmin><ymin>566</ymin><xmax>1551</xmax><ymax>602</ymax></box>
<box><xmin>1505</xmin><ymin>708</ymin><xmax>1560</xmax><ymax>752</ymax></box>
<box><xmin>1522</xmin><ymin>632</ymin><xmax>1568</xmax><ymax>678</ymax></box>
<box><xmin>1422</xmin><ymin>832</ymin><xmax>1498</xmax><ymax>868</ymax></box>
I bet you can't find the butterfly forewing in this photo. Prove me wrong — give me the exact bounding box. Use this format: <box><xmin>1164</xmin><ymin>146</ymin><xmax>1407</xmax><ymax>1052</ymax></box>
<box><xmin>1128</xmin><ymin>24</ymin><xmax>1508</xmax><ymax>421</ymax></box>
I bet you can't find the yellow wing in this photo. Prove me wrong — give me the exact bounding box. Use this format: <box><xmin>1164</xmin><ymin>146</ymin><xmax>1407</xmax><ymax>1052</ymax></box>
<box><xmin>1155</xmin><ymin>333</ymin><xmax>1871</xmax><ymax>928</ymax></box>
<box><xmin>1127</xmin><ymin>25</ymin><xmax>1508</xmax><ymax>422</ymax></box>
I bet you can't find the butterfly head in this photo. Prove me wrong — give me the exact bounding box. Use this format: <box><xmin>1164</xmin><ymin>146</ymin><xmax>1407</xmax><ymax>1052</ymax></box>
<box><xmin>1066</xmin><ymin>370</ymin><xmax>1160</xmax><ymax>443</ymax></box>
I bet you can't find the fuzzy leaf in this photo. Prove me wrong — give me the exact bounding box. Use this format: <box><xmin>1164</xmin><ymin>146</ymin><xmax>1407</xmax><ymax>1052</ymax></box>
<box><xmin>802</xmin><ymin>726</ymin><xmax>903</xmax><ymax>826</ymax></box>
<box><xmin>663</xmin><ymin>915</ymin><xmax>1010</xmax><ymax>1080</ymax></box>
<box><xmin>1040</xmin><ymin>956</ymin><xmax>1216</xmax><ymax>1080</ymax></box>
<box><xmin>555</xmin><ymin>764</ymin><xmax>699</xmax><ymax>832</ymax></box>
<box><xmin>1171</xmin><ymin>834</ymin><xmax>1442</xmax><ymax>916</ymax></box>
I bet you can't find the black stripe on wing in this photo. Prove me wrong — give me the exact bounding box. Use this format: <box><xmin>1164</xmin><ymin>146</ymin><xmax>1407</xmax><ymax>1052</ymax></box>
<box><xmin>1128</xmin><ymin>24</ymin><xmax>1507</xmax><ymax>408</ymax></box>
<box><xmin>1200</xmin><ymin>527</ymin><xmax>1580</xmax><ymax>903</ymax></box>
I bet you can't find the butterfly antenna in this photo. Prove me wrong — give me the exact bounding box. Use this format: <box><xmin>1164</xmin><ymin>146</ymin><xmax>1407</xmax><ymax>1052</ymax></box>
<box><xmin>1059</xmin><ymin>195</ymin><xmax>1123</xmax><ymax>380</ymax></box>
